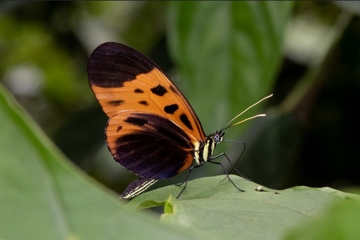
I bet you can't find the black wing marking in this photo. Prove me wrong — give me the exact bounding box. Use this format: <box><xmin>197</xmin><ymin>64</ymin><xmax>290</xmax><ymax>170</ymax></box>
<box><xmin>87</xmin><ymin>42</ymin><xmax>159</xmax><ymax>88</ymax></box>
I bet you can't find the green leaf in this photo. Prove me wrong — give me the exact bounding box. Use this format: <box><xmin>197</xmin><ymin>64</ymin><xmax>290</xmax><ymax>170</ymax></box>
<box><xmin>128</xmin><ymin>175</ymin><xmax>359</xmax><ymax>240</ymax></box>
<box><xmin>286</xmin><ymin>196</ymin><xmax>360</xmax><ymax>240</ymax></box>
<box><xmin>167</xmin><ymin>2</ymin><xmax>293</xmax><ymax>136</ymax></box>
<box><xmin>0</xmin><ymin>84</ymin><xmax>197</xmax><ymax>240</ymax></box>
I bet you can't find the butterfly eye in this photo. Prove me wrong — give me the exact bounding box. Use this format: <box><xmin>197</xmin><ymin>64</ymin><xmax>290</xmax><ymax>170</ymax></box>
<box><xmin>213</xmin><ymin>131</ymin><xmax>224</xmax><ymax>144</ymax></box>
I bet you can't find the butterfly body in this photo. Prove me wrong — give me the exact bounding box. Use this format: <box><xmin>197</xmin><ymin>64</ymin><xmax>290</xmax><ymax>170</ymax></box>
<box><xmin>88</xmin><ymin>42</ymin><xmax>228</xmax><ymax>198</ymax></box>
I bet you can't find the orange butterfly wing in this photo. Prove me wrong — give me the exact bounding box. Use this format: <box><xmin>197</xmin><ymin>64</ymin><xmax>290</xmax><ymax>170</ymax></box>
<box><xmin>87</xmin><ymin>42</ymin><xmax>206</xmax><ymax>180</ymax></box>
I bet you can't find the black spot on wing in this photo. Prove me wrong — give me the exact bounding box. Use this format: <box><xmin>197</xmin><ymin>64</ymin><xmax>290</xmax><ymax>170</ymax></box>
<box><xmin>164</xmin><ymin>104</ymin><xmax>178</xmax><ymax>114</ymax></box>
<box><xmin>151</xmin><ymin>84</ymin><xmax>167</xmax><ymax>96</ymax></box>
<box><xmin>108</xmin><ymin>100</ymin><xmax>124</xmax><ymax>106</ymax></box>
<box><xmin>117</xmin><ymin>126</ymin><xmax>122</xmax><ymax>132</ymax></box>
<box><xmin>124</xmin><ymin>116</ymin><xmax>148</xmax><ymax>126</ymax></box>
<box><xmin>134</xmin><ymin>88</ymin><xmax>144</xmax><ymax>93</ymax></box>
<box><xmin>88</xmin><ymin>42</ymin><xmax>160</xmax><ymax>88</ymax></box>
<box><xmin>180</xmin><ymin>114</ymin><xmax>193</xmax><ymax>130</ymax></box>
<box><xmin>138</xmin><ymin>100</ymin><xmax>149</xmax><ymax>106</ymax></box>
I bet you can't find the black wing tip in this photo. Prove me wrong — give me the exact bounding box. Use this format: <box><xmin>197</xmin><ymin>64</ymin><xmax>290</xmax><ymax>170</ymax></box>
<box><xmin>87</xmin><ymin>42</ymin><xmax>160</xmax><ymax>88</ymax></box>
<box><xmin>91</xmin><ymin>42</ymin><xmax>135</xmax><ymax>56</ymax></box>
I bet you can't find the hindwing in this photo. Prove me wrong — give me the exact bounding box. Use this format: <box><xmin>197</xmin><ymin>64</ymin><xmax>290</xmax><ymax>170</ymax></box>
<box><xmin>106</xmin><ymin>112</ymin><xmax>195</xmax><ymax>179</ymax></box>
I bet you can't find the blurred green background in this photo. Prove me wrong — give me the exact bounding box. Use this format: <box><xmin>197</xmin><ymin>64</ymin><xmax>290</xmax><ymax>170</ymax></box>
<box><xmin>1</xmin><ymin>1</ymin><xmax>360</xmax><ymax>196</ymax></box>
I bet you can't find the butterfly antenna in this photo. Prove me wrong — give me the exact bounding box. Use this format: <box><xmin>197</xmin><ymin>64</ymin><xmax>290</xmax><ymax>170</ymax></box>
<box><xmin>221</xmin><ymin>94</ymin><xmax>273</xmax><ymax>131</ymax></box>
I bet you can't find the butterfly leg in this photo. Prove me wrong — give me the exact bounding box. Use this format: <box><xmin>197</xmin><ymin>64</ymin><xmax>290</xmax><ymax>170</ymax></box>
<box><xmin>175</xmin><ymin>167</ymin><xmax>193</xmax><ymax>187</ymax></box>
<box><xmin>208</xmin><ymin>154</ymin><xmax>245</xmax><ymax>192</ymax></box>
<box><xmin>218</xmin><ymin>155</ymin><xmax>250</xmax><ymax>184</ymax></box>
<box><xmin>176</xmin><ymin>162</ymin><xmax>204</xmax><ymax>198</ymax></box>
<box><xmin>219</xmin><ymin>140</ymin><xmax>249</xmax><ymax>182</ymax></box>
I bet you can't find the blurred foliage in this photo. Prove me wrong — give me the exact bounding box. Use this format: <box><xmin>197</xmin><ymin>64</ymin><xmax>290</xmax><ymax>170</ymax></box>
<box><xmin>1</xmin><ymin>1</ymin><xmax>360</xmax><ymax>200</ymax></box>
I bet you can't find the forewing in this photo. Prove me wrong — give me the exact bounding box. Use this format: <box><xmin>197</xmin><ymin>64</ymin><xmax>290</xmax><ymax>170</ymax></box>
<box><xmin>87</xmin><ymin>42</ymin><xmax>206</xmax><ymax>143</ymax></box>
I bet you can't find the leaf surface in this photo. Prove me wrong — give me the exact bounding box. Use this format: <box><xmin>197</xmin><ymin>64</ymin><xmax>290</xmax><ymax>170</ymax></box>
<box><xmin>128</xmin><ymin>175</ymin><xmax>358</xmax><ymax>240</ymax></box>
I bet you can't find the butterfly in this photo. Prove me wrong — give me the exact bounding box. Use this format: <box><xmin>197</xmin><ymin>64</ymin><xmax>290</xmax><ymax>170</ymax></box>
<box><xmin>87</xmin><ymin>42</ymin><xmax>272</xmax><ymax>199</ymax></box>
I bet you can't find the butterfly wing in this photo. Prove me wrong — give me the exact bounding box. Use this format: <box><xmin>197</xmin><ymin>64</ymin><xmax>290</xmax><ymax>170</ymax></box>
<box><xmin>87</xmin><ymin>42</ymin><xmax>206</xmax><ymax>182</ymax></box>
<box><xmin>120</xmin><ymin>177</ymin><xmax>158</xmax><ymax>199</ymax></box>
<box><xmin>87</xmin><ymin>42</ymin><xmax>206</xmax><ymax>143</ymax></box>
